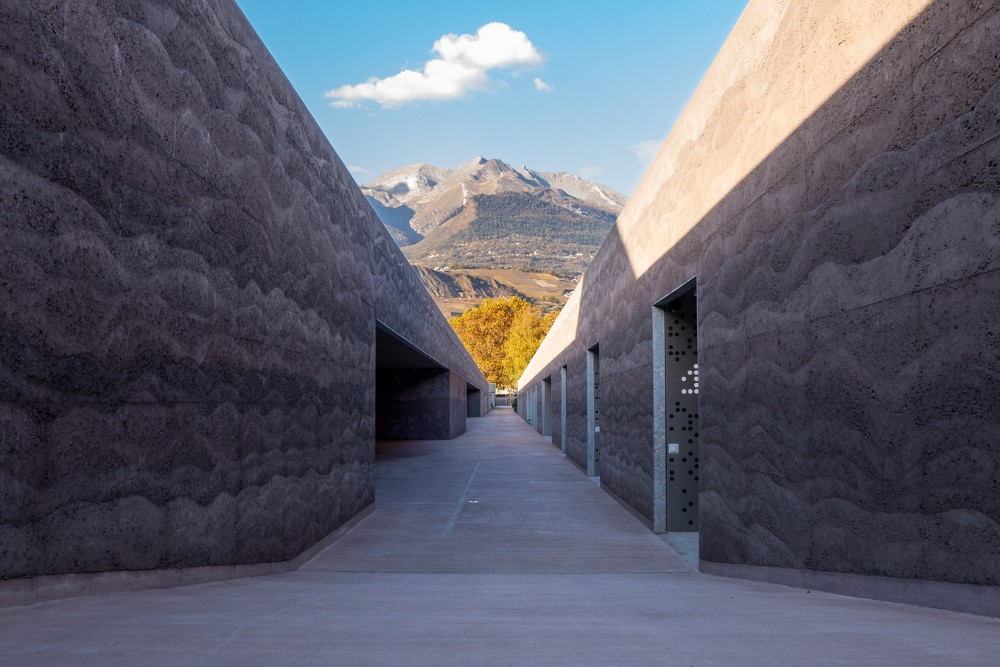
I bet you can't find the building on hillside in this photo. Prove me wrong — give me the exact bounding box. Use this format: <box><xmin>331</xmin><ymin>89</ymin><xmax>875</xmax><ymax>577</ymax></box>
<box><xmin>518</xmin><ymin>0</ymin><xmax>1000</xmax><ymax>616</ymax></box>
<box><xmin>0</xmin><ymin>0</ymin><xmax>486</xmax><ymax>598</ymax></box>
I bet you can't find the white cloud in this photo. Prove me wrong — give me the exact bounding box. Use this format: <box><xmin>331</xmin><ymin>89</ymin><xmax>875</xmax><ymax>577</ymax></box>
<box><xmin>434</xmin><ymin>22</ymin><xmax>541</xmax><ymax>69</ymax></box>
<box><xmin>533</xmin><ymin>77</ymin><xmax>553</xmax><ymax>93</ymax></box>
<box><xmin>347</xmin><ymin>164</ymin><xmax>370</xmax><ymax>175</ymax></box>
<box><xmin>579</xmin><ymin>165</ymin><xmax>602</xmax><ymax>179</ymax></box>
<box><xmin>326</xmin><ymin>22</ymin><xmax>542</xmax><ymax>108</ymax></box>
<box><xmin>630</xmin><ymin>139</ymin><xmax>662</xmax><ymax>162</ymax></box>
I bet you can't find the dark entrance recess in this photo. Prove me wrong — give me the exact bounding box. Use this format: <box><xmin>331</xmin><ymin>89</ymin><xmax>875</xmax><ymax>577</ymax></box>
<box><xmin>560</xmin><ymin>365</ymin><xmax>568</xmax><ymax>454</ymax></box>
<box><xmin>542</xmin><ymin>376</ymin><xmax>553</xmax><ymax>438</ymax></box>
<box><xmin>467</xmin><ymin>385</ymin><xmax>482</xmax><ymax>418</ymax></box>
<box><xmin>587</xmin><ymin>343</ymin><xmax>601</xmax><ymax>478</ymax></box>
<box><xmin>375</xmin><ymin>322</ymin><xmax>468</xmax><ymax>441</ymax></box>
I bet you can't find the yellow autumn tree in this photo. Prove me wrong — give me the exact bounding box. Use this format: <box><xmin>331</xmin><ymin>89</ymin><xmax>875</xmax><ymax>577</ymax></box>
<box><xmin>449</xmin><ymin>296</ymin><xmax>555</xmax><ymax>390</ymax></box>
<box><xmin>502</xmin><ymin>308</ymin><xmax>556</xmax><ymax>387</ymax></box>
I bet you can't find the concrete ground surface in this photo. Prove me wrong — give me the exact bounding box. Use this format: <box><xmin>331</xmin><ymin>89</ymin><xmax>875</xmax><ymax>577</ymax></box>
<box><xmin>1</xmin><ymin>408</ymin><xmax>998</xmax><ymax>665</ymax></box>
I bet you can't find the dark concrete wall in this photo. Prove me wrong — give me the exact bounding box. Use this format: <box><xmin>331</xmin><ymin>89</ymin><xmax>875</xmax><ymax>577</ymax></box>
<box><xmin>526</xmin><ymin>352</ymin><xmax>589</xmax><ymax>472</ymax></box>
<box><xmin>371</xmin><ymin>237</ymin><xmax>485</xmax><ymax>406</ymax></box>
<box><xmin>0</xmin><ymin>0</ymin><xmax>486</xmax><ymax>580</ymax></box>
<box><xmin>467</xmin><ymin>388</ymin><xmax>482</xmax><ymax>418</ymax></box>
<box><xmin>376</xmin><ymin>369</ymin><xmax>466</xmax><ymax>441</ymax></box>
<box><xmin>519</xmin><ymin>0</ymin><xmax>1000</xmax><ymax>590</ymax></box>
<box><xmin>448</xmin><ymin>371</ymin><xmax>468</xmax><ymax>439</ymax></box>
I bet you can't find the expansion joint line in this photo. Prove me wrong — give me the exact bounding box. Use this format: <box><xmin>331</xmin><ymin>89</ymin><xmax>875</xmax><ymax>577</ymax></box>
<box><xmin>443</xmin><ymin>460</ymin><xmax>482</xmax><ymax>536</ymax></box>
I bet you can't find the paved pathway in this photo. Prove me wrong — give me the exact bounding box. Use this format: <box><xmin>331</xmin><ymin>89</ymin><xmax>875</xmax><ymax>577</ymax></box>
<box><xmin>2</xmin><ymin>408</ymin><xmax>998</xmax><ymax>665</ymax></box>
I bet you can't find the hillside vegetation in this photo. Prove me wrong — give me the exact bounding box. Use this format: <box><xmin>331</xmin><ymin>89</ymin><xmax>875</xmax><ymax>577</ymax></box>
<box><xmin>363</xmin><ymin>158</ymin><xmax>625</xmax><ymax>315</ymax></box>
<box><xmin>406</xmin><ymin>192</ymin><xmax>616</xmax><ymax>275</ymax></box>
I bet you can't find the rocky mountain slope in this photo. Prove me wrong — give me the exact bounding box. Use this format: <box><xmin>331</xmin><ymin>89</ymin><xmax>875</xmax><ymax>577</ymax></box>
<box><xmin>414</xmin><ymin>266</ymin><xmax>525</xmax><ymax>301</ymax></box>
<box><xmin>363</xmin><ymin>158</ymin><xmax>624</xmax><ymax>270</ymax></box>
<box><xmin>362</xmin><ymin>158</ymin><xmax>626</xmax><ymax>314</ymax></box>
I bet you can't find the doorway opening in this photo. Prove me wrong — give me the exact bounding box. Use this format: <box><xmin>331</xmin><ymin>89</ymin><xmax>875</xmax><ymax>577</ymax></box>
<box><xmin>467</xmin><ymin>385</ymin><xmax>482</xmax><ymax>418</ymax></box>
<box><xmin>586</xmin><ymin>343</ymin><xmax>600</xmax><ymax>480</ymax></box>
<box><xmin>527</xmin><ymin>385</ymin><xmax>535</xmax><ymax>428</ymax></box>
<box><xmin>541</xmin><ymin>376</ymin><xmax>552</xmax><ymax>440</ymax></box>
<box><xmin>374</xmin><ymin>321</ymin><xmax>465</xmax><ymax>444</ymax></box>
<box><xmin>652</xmin><ymin>279</ymin><xmax>699</xmax><ymax>538</ymax></box>
<box><xmin>559</xmin><ymin>365</ymin><xmax>568</xmax><ymax>455</ymax></box>
<box><xmin>533</xmin><ymin>384</ymin><xmax>540</xmax><ymax>432</ymax></box>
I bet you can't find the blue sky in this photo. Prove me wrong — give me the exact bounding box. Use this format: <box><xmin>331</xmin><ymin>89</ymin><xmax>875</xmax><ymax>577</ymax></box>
<box><xmin>234</xmin><ymin>1</ymin><xmax>748</xmax><ymax>195</ymax></box>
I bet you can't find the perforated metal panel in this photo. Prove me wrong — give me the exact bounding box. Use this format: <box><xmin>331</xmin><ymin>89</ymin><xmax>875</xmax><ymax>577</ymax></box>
<box><xmin>665</xmin><ymin>291</ymin><xmax>699</xmax><ymax>531</ymax></box>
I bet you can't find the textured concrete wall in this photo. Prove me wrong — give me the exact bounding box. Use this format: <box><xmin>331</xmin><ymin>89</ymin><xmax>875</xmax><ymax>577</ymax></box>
<box><xmin>376</xmin><ymin>369</ymin><xmax>466</xmax><ymax>441</ymax></box>
<box><xmin>0</xmin><ymin>0</ymin><xmax>486</xmax><ymax>580</ymax></box>
<box><xmin>466</xmin><ymin>388</ymin><xmax>482</xmax><ymax>418</ymax></box>
<box><xmin>519</xmin><ymin>0</ymin><xmax>1000</xmax><ymax>591</ymax></box>
<box><xmin>371</xmin><ymin>236</ymin><xmax>485</xmax><ymax>405</ymax></box>
<box><xmin>448</xmin><ymin>371</ymin><xmax>468</xmax><ymax>439</ymax></box>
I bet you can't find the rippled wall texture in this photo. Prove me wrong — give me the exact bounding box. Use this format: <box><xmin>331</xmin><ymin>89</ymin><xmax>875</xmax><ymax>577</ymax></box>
<box><xmin>0</xmin><ymin>0</ymin><xmax>486</xmax><ymax>579</ymax></box>
<box><xmin>518</xmin><ymin>0</ymin><xmax>1000</xmax><ymax>587</ymax></box>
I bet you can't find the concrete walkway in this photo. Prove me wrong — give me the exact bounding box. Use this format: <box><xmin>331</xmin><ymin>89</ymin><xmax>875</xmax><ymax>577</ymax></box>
<box><xmin>2</xmin><ymin>408</ymin><xmax>998</xmax><ymax>665</ymax></box>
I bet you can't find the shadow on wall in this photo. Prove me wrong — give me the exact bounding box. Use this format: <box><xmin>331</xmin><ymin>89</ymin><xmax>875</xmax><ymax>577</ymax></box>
<box><xmin>526</xmin><ymin>0</ymin><xmax>1000</xmax><ymax>587</ymax></box>
<box><xmin>374</xmin><ymin>323</ymin><xmax>474</xmax><ymax>441</ymax></box>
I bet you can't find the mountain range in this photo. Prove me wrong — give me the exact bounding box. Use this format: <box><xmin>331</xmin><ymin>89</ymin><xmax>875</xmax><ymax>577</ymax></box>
<box><xmin>361</xmin><ymin>157</ymin><xmax>626</xmax><ymax>315</ymax></box>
